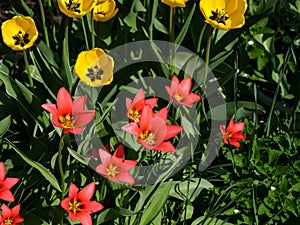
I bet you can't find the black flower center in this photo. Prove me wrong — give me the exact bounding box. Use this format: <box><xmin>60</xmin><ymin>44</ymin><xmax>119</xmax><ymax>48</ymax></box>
<box><xmin>209</xmin><ymin>9</ymin><xmax>229</xmax><ymax>25</ymax></box>
<box><xmin>12</xmin><ymin>31</ymin><xmax>30</xmax><ymax>47</ymax></box>
<box><xmin>65</xmin><ymin>0</ymin><xmax>81</xmax><ymax>13</ymax></box>
<box><xmin>69</xmin><ymin>198</ymin><xmax>83</xmax><ymax>214</ymax></box>
<box><xmin>86</xmin><ymin>65</ymin><xmax>104</xmax><ymax>82</ymax></box>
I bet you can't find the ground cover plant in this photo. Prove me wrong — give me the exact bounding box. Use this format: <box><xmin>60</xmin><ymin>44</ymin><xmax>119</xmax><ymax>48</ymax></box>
<box><xmin>0</xmin><ymin>0</ymin><xmax>300</xmax><ymax>224</ymax></box>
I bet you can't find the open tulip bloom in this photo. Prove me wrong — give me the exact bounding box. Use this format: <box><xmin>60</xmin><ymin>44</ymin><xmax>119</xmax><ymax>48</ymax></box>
<box><xmin>93</xmin><ymin>0</ymin><xmax>119</xmax><ymax>22</ymax></box>
<box><xmin>0</xmin><ymin>162</ymin><xmax>19</xmax><ymax>202</ymax></box>
<box><xmin>96</xmin><ymin>145</ymin><xmax>137</xmax><ymax>184</ymax></box>
<box><xmin>0</xmin><ymin>204</ymin><xmax>24</xmax><ymax>225</ymax></box>
<box><xmin>165</xmin><ymin>74</ymin><xmax>201</xmax><ymax>108</ymax></box>
<box><xmin>61</xmin><ymin>182</ymin><xmax>104</xmax><ymax>225</ymax></box>
<box><xmin>58</xmin><ymin>0</ymin><xmax>96</xmax><ymax>18</ymax></box>
<box><xmin>122</xmin><ymin>105</ymin><xmax>182</xmax><ymax>152</ymax></box>
<box><xmin>126</xmin><ymin>88</ymin><xmax>158</xmax><ymax>123</ymax></box>
<box><xmin>1</xmin><ymin>16</ymin><xmax>38</xmax><ymax>51</ymax></box>
<box><xmin>42</xmin><ymin>87</ymin><xmax>96</xmax><ymax>134</ymax></box>
<box><xmin>161</xmin><ymin>0</ymin><xmax>189</xmax><ymax>8</ymax></box>
<box><xmin>220</xmin><ymin>118</ymin><xmax>246</xmax><ymax>147</ymax></box>
<box><xmin>199</xmin><ymin>0</ymin><xmax>248</xmax><ymax>31</ymax></box>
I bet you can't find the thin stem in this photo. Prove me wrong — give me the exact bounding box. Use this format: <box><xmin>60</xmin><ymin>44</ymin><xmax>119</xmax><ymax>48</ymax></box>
<box><xmin>203</xmin><ymin>26</ymin><xmax>213</xmax><ymax>89</ymax></box>
<box><xmin>233</xmin><ymin>52</ymin><xmax>238</xmax><ymax>119</ymax></box>
<box><xmin>47</xmin><ymin>0</ymin><xmax>58</xmax><ymax>46</ymax></box>
<box><xmin>91</xmin><ymin>9</ymin><xmax>95</xmax><ymax>49</ymax></box>
<box><xmin>58</xmin><ymin>134</ymin><xmax>66</xmax><ymax>199</ymax></box>
<box><xmin>38</xmin><ymin>0</ymin><xmax>50</xmax><ymax>47</ymax></box>
<box><xmin>23</xmin><ymin>50</ymin><xmax>33</xmax><ymax>88</ymax></box>
<box><xmin>169</xmin><ymin>7</ymin><xmax>176</xmax><ymax>77</ymax></box>
<box><xmin>196</xmin><ymin>23</ymin><xmax>207</xmax><ymax>54</ymax></box>
<box><xmin>81</xmin><ymin>17</ymin><xmax>90</xmax><ymax>50</ymax></box>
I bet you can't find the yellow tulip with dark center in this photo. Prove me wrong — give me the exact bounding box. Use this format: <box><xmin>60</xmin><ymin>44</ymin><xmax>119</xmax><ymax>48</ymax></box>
<box><xmin>161</xmin><ymin>0</ymin><xmax>189</xmax><ymax>8</ymax></box>
<box><xmin>58</xmin><ymin>0</ymin><xmax>96</xmax><ymax>18</ymax></box>
<box><xmin>93</xmin><ymin>0</ymin><xmax>119</xmax><ymax>22</ymax></box>
<box><xmin>1</xmin><ymin>16</ymin><xmax>38</xmax><ymax>51</ymax></box>
<box><xmin>74</xmin><ymin>48</ymin><xmax>114</xmax><ymax>87</ymax></box>
<box><xmin>199</xmin><ymin>0</ymin><xmax>247</xmax><ymax>31</ymax></box>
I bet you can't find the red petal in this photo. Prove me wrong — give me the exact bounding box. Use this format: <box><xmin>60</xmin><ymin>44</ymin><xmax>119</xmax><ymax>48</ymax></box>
<box><xmin>230</xmin><ymin>140</ymin><xmax>241</xmax><ymax>148</ymax></box>
<box><xmin>189</xmin><ymin>93</ymin><xmax>201</xmax><ymax>102</ymax></box>
<box><xmin>57</xmin><ymin>87</ymin><xmax>73</xmax><ymax>116</ymax></box>
<box><xmin>171</xmin><ymin>74</ymin><xmax>179</xmax><ymax>90</ymax></box>
<box><xmin>139</xmin><ymin>105</ymin><xmax>154</xmax><ymax>130</ymax></box>
<box><xmin>164</xmin><ymin>125</ymin><xmax>182</xmax><ymax>140</ymax></box>
<box><xmin>1</xmin><ymin>204</ymin><xmax>11</xmax><ymax>218</ymax></box>
<box><xmin>232</xmin><ymin>122</ymin><xmax>245</xmax><ymax>132</ymax></box>
<box><xmin>154</xmin><ymin>141</ymin><xmax>176</xmax><ymax>152</ymax></box>
<box><xmin>69</xmin><ymin>183</ymin><xmax>79</xmax><ymax>197</ymax></box>
<box><xmin>179</xmin><ymin>76</ymin><xmax>192</xmax><ymax>93</ymax></box>
<box><xmin>86</xmin><ymin>201</ymin><xmax>104</xmax><ymax>213</ymax></box>
<box><xmin>2</xmin><ymin>177</ymin><xmax>19</xmax><ymax>189</ymax></box>
<box><xmin>0</xmin><ymin>162</ymin><xmax>6</xmax><ymax>181</ymax></box>
<box><xmin>74</xmin><ymin>111</ymin><xmax>96</xmax><ymax>126</ymax></box>
<box><xmin>11</xmin><ymin>204</ymin><xmax>21</xmax><ymax>217</ymax></box>
<box><xmin>145</xmin><ymin>98</ymin><xmax>158</xmax><ymax>108</ymax></box>
<box><xmin>0</xmin><ymin>189</ymin><xmax>15</xmax><ymax>202</ymax></box>
<box><xmin>155</xmin><ymin>107</ymin><xmax>168</xmax><ymax>122</ymax></box>
<box><xmin>61</xmin><ymin>197</ymin><xmax>70</xmax><ymax>211</ymax></box>
<box><xmin>77</xmin><ymin>212</ymin><xmax>93</xmax><ymax>225</ymax></box>
<box><xmin>41</xmin><ymin>103</ymin><xmax>58</xmax><ymax>115</ymax></box>
<box><xmin>165</xmin><ymin>86</ymin><xmax>174</xmax><ymax>98</ymax></box>
<box><xmin>78</xmin><ymin>182</ymin><xmax>95</xmax><ymax>201</ymax></box>
<box><xmin>122</xmin><ymin>123</ymin><xmax>140</xmax><ymax>137</ymax></box>
<box><xmin>113</xmin><ymin>145</ymin><xmax>124</xmax><ymax>159</ymax></box>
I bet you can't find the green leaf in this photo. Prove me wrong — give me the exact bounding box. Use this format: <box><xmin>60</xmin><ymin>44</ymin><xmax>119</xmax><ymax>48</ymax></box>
<box><xmin>68</xmin><ymin>148</ymin><xmax>88</xmax><ymax>166</ymax></box>
<box><xmin>6</xmin><ymin>139</ymin><xmax>61</xmax><ymax>192</ymax></box>
<box><xmin>191</xmin><ymin>216</ymin><xmax>234</xmax><ymax>225</ymax></box>
<box><xmin>153</xmin><ymin>18</ymin><xmax>169</xmax><ymax>35</ymax></box>
<box><xmin>96</xmin><ymin>208</ymin><xmax>136</xmax><ymax>223</ymax></box>
<box><xmin>0</xmin><ymin>115</ymin><xmax>11</xmax><ymax>138</ymax></box>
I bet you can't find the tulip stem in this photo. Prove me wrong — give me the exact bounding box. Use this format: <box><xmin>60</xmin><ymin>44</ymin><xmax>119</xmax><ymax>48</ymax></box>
<box><xmin>91</xmin><ymin>9</ymin><xmax>95</xmax><ymax>49</ymax></box>
<box><xmin>58</xmin><ymin>134</ymin><xmax>66</xmax><ymax>199</ymax></box>
<box><xmin>81</xmin><ymin>17</ymin><xmax>90</xmax><ymax>50</ymax></box>
<box><xmin>203</xmin><ymin>26</ymin><xmax>213</xmax><ymax>88</ymax></box>
<box><xmin>23</xmin><ymin>50</ymin><xmax>33</xmax><ymax>88</ymax></box>
<box><xmin>38</xmin><ymin>0</ymin><xmax>50</xmax><ymax>48</ymax></box>
<box><xmin>169</xmin><ymin>7</ymin><xmax>176</xmax><ymax>77</ymax></box>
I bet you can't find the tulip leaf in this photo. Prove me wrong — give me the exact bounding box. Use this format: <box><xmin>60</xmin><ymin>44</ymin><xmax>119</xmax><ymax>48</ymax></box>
<box><xmin>0</xmin><ymin>115</ymin><xmax>11</xmax><ymax>138</ymax></box>
<box><xmin>6</xmin><ymin>139</ymin><xmax>62</xmax><ymax>192</ymax></box>
<box><xmin>68</xmin><ymin>148</ymin><xmax>88</xmax><ymax>166</ymax></box>
<box><xmin>96</xmin><ymin>208</ymin><xmax>137</xmax><ymax>223</ymax></box>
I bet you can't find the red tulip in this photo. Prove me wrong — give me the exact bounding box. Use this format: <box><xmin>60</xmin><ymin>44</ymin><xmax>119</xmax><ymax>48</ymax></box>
<box><xmin>122</xmin><ymin>105</ymin><xmax>182</xmax><ymax>152</ymax></box>
<box><xmin>0</xmin><ymin>204</ymin><xmax>24</xmax><ymax>225</ymax></box>
<box><xmin>96</xmin><ymin>145</ymin><xmax>137</xmax><ymax>184</ymax></box>
<box><xmin>165</xmin><ymin>74</ymin><xmax>201</xmax><ymax>108</ymax></box>
<box><xmin>61</xmin><ymin>182</ymin><xmax>104</xmax><ymax>225</ymax></box>
<box><xmin>42</xmin><ymin>87</ymin><xmax>96</xmax><ymax>134</ymax></box>
<box><xmin>220</xmin><ymin>118</ymin><xmax>246</xmax><ymax>147</ymax></box>
<box><xmin>0</xmin><ymin>162</ymin><xmax>19</xmax><ymax>202</ymax></box>
<box><xmin>126</xmin><ymin>88</ymin><xmax>158</xmax><ymax>123</ymax></box>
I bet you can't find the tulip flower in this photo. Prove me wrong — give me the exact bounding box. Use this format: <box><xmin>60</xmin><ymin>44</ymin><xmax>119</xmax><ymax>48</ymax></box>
<box><xmin>96</xmin><ymin>145</ymin><xmax>137</xmax><ymax>184</ymax></box>
<box><xmin>41</xmin><ymin>87</ymin><xmax>96</xmax><ymax>134</ymax></box>
<box><xmin>0</xmin><ymin>162</ymin><xmax>19</xmax><ymax>202</ymax></box>
<box><xmin>93</xmin><ymin>0</ymin><xmax>119</xmax><ymax>22</ymax></box>
<box><xmin>0</xmin><ymin>204</ymin><xmax>24</xmax><ymax>225</ymax></box>
<box><xmin>61</xmin><ymin>182</ymin><xmax>104</xmax><ymax>225</ymax></box>
<box><xmin>199</xmin><ymin>0</ymin><xmax>247</xmax><ymax>31</ymax></box>
<box><xmin>165</xmin><ymin>74</ymin><xmax>201</xmax><ymax>108</ymax></box>
<box><xmin>58</xmin><ymin>0</ymin><xmax>96</xmax><ymax>18</ymax></box>
<box><xmin>74</xmin><ymin>48</ymin><xmax>114</xmax><ymax>87</ymax></box>
<box><xmin>220</xmin><ymin>118</ymin><xmax>246</xmax><ymax>147</ymax></box>
<box><xmin>122</xmin><ymin>106</ymin><xmax>182</xmax><ymax>152</ymax></box>
<box><xmin>126</xmin><ymin>88</ymin><xmax>158</xmax><ymax>123</ymax></box>
<box><xmin>161</xmin><ymin>0</ymin><xmax>189</xmax><ymax>8</ymax></box>
<box><xmin>1</xmin><ymin>16</ymin><xmax>38</xmax><ymax>51</ymax></box>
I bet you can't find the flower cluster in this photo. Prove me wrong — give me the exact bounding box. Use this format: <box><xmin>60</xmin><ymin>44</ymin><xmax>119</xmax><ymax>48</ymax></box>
<box><xmin>0</xmin><ymin>162</ymin><xmax>23</xmax><ymax>225</ymax></box>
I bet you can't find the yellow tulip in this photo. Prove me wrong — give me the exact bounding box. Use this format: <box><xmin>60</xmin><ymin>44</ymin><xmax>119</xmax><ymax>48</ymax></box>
<box><xmin>1</xmin><ymin>16</ymin><xmax>38</xmax><ymax>51</ymax></box>
<box><xmin>74</xmin><ymin>48</ymin><xmax>114</xmax><ymax>87</ymax></box>
<box><xmin>161</xmin><ymin>0</ymin><xmax>189</xmax><ymax>8</ymax></box>
<box><xmin>58</xmin><ymin>0</ymin><xmax>96</xmax><ymax>18</ymax></box>
<box><xmin>199</xmin><ymin>0</ymin><xmax>247</xmax><ymax>31</ymax></box>
<box><xmin>93</xmin><ymin>0</ymin><xmax>119</xmax><ymax>22</ymax></box>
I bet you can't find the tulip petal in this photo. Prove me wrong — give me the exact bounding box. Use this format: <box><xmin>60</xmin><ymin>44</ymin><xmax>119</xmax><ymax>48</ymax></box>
<box><xmin>154</xmin><ymin>141</ymin><xmax>176</xmax><ymax>152</ymax></box>
<box><xmin>78</xmin><ymin>182</ymin><xmax>95</xmax><ymax>201</ymax></box>
<box><xmin>122</xmin><ymin>123</ymin><xmax>140</xmax><ymax>136</ymax></box>
<box><xmin>0</xmin><ymin>162</ymin><xmax>6</xmax><ymax>181</ymax></box>
<box><xmin>165</xmin><ymin>125</ymin><xmax>182</xmax><ymax>140</ymax></box>
<box><xmin>41</xmin><ymin>103</ymin><xmax>58</xmax><ymax>115</ymax></box>
<box><xmin>57</xmin><ymin>87</ymin><xmax>73</xmax><ymax>116</ymax></box>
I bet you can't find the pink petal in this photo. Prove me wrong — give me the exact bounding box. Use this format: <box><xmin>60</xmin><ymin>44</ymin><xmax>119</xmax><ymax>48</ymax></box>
<box><xmin>179</xmin><ymin>76</ymin><xmax>192</xmax><ymax>93</ymax></box>
<box><xmin>2</xmin><ymin>178</ymin><xmax>19</xmax><ymax>189</ymax></box>
<box><xmin>78</xmin><ymin>182</ymin><xmax>95</xmax><ymax>201</ymax></box>
<box><xmin>74</xmin><ymin>111</ymin><xmax>96</xmax><ymax>126</ymax></box>
<box><xmin>86</xmin><ymin>201</ymin><xmax>104</xmax><ymax>213</ymax></box>
<box><xmin>145</xmin><ymin>98</ymin><xmax>158</xmax><ymax>108</ymax></box>
<box><xmin>95</xmin><ymin>164</ymin><xmax>107</xmax><ymax>177</ymax></box>
<box><xmin>99</xmin><ymin>149</ymin><xmax>112</xmax><ymax>164</ymax></box>
<box><xmin>164</xmin><ymin>125</ymin><xmax>182</xmax><ymax>140</ymax></box>
<box><xmin>171</xmin><ymin>74</ymin><xmax>180</xmax><ymax>90</ymax></box>
<box><xmin>116</xmin><ymin>171</ymin><xmax>135</xmax><ymax>184</ymax></box>
<box><xmin>67</xmin><ymin>127</ymin><xmax>83</xmax><ymax>134</ymax></box>
<box><xmin>60</xmin><ymin>197</ymin><xmax>70</xmax><ymax>211</ymax></box>
<box><xmin>57</xmin><ymin>87</ymin><xmax>73</xmax><ymax>116</ymax></box>
<box><xmin>72</xmin><ymin>95</ymin><xmax>87</xmax><ymax>114</ymax></box>
<box><xmin>126</xmin><ymin>97</ymin><xmax>132</xmax><ymax>110</ymax></box>
<box><xmin>41</xmin><ymin>103</ymin><xmax>58</xmax><ymax>115</ymax></box>
<box><xmin>0</xmin><ymin>162</ymin><xmax>6</xmax><ymax>181</ymax></box>
<box><xmin>113</xmin><ymin>145</ymin><xmax>124</xmax><ymax>159</ymax></box>
<box><xmin>165</xmin><ymin>86</ymin><xmax>174</xmax><ymax>98</ymax></box>
<box><xmin>154</xmin><ymin>141</ymin><xmax>176</xmax><ymax>152</ymax></box>
<box><xmin>132</xmin><ymin>88</ymin><xmax>145</xmax><ymax>105</ymax></box>
<box><xmin>122</xmin><ymin>123</ymin><xmax>140</xmax><ymax>137</ymax></box>
<box><xmin>220</xmin><ymin>125</ymin><xmax>226</xmax><ymax>135</ymax></box>
<box><xmin>188</xmin><ymin>93</ymin><xmax>201</xmax><ymax>103</ymax></box>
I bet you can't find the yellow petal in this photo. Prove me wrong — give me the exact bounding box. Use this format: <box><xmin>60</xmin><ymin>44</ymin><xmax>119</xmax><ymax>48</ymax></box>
<box><xmin>58</xmin><ymin>0</ymin><xmax>95</xmax><ymax>18</ymax></box>
<box><xmin>161</xmin><ymin>0</ymin><xmax>189</xmax><ymax>8</ymax></box>
<box><xmin>93</xmin><ymin>0</ymin><xmax>118</xmax><ymax>22</ymax></box>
